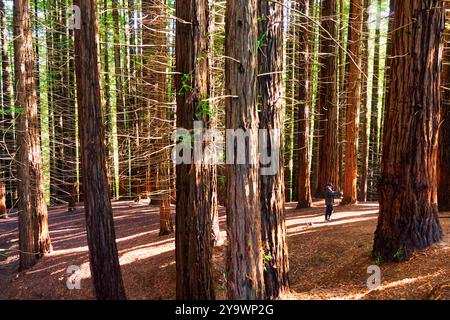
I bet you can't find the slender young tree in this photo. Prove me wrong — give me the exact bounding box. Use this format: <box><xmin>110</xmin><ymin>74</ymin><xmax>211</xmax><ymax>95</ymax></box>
<box><xmin>258</xmin><ymin>0</ymin><xmax>290</xmax><ymax>299</ymax></box>
<box><xmin>373</xmin><ymin>0</ymin><xmax>444</xmax><ymax>261</ymax></box>
<box><xmin>368</xmin><ymin>0</ymin><xmax>382</xmax><ymax>201</ymax></box>
<box><xmin>317</xmin><ymin>0</ymin><xmax>339</xmax><ymax>195</ymax></box>
<box><xmin>296</xmin><ymin>0</ymin><xmax>313</xmax><ymax>209</ymax></box>
<box><xmin>358</xmin><ymin>0</ymin><xmax>370</xmax><ymax>202</ymax></box>
<box><xmin>0</xmin><ymin>0</ymin><xmax>13</xmax><ymax>217</ymax></box>
<box><xmin>283</xmin><ymin>9</ymin><xmax>296</xmax><ymax>202</ymax></box>
<box><xmin>225</xmin><ymin>0</ymin><xmax>264</xmax><ymax>299</ymax></box>
<box><xmin>342</xmin><ymin>0</ymin><xmax>363</xmax><ymax>204</ymax></box>
<box><xmin>337</xmin><ymin>0</ymin><xmax>347</xmax><ymax>192</ymax></box>
<box><xmin>175</xmin><ymin>0</ymin><xmax>216</xmax><ymax>299</ymax></box>
<box><xmin>73</xmin><ymin>0</ymin><xmax>126</xmax><ymax>299</ymax></box>
<box><xmin>13</xmin><ymin>0</ymin><xmax>52</xmax><ymax>270</ymax></box>
<box><xmin>310</xmin><ymin>0</ymin><xmax>321</xmax><ymax>194</ymax></box>
<box><xmin>112</xmin><ymin>0</ymin><xmax>128</xmax><ymax>198</ymax></box>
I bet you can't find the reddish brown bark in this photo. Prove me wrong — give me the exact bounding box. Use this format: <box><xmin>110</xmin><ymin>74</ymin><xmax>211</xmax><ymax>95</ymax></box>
<box><xmin>73</xmin><ymin>0</ymin><xmax>126</xmax><ymax>299</ymax></box>
<box><xmin>373</xmin><ymin>0</ymin><xmax>444</xmax><ymax>261</ymax></box>
<box><xmin>258</xmin><ymin>0</ymin><xmax>290</xmax><ymax>299</ymax></box>
<box><xmin>14</xmin><ymin>0</ymin><xmax>52</xmax><ymax>270</ymax></box>
<box><xmin>296</xmin><ymin>0</ymin><xmax>312</xmax><ymax>208</ymax></box>
<box><xmin>175</xmin><ymin>0</ymin><xmax>217</xmax><ymax>299</ymax></box>
<box><xmin>438</xmin><ymin>7</ymin><xmax>450</xmax><ymax>212</ymax></box>
<box><xmin>141</xmin><ymin>0</ymin><xmax>173</xmax><ymax>235</ymax></box>
<box><xmin>368</xmin><ymin>0</ymin><xmax>382</xmax><ymax>201</ymax></box>
<box><xmin>342</xmin><ymin>0</ymin><xmax>363</xmax><ymax>204</ymax></box>
<box><xmin>358</xmin><ymin>0</ymin><xmax>370</xmax><ymax>202</ymax></box>
<box><xmin>225</xmin><ymin>0</ymin><xmax>265</xmax><ymax>299</ymax></box>
<box><xmin>317</xmin><ymin>0</ymin><xmax>339</xmax><ymax>195</ymax></box>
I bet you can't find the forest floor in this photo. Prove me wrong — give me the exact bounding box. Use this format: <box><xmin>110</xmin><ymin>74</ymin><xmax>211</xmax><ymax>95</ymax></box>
<box><xmin>0</xmin><ymin>200</ymin><xmax>449</xmax><ymax>300</ymax></box>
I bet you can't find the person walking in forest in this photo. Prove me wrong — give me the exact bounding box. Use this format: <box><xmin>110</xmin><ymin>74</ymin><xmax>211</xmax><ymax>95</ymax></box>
<box><xmin>324</xmin><ymin>183</ymin><xmax>341</xmax><ymax>221</ymax></box>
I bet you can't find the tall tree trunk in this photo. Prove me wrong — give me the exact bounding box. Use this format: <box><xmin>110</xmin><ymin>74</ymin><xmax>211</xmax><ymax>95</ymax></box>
<box><xmin>258</xmin><ymin>0</ymin><xmax>290</xmax><ymax>299</ymax></box>
<box><xmin>142</xmin><ymin>0</ymin><xmax>173</xmax><ymax>235</ymax></box>
<box><xmin>14</xmin><ymin>0</ymin><xmax>52</xmax><ymax>270</ymax></box>
<box><xmin>55</xmin><ymin>0</ymin><xmax>77</xmax><ymax>211</ymax></box>
<box><xmin>316</xmin><ymin>0</ymin><xmax>339</xmax><ymax>195</ymax></box>
<box><xmin>33</xmin><ymin>0</ymin><xmax>41</xmax><ymax>122</ymax></box>
<box><xmin>368</xmin><ymin>0</ymin><xmax>382</xmax><ymax>201</ymax></box>
<box><xmin>112</xmin><ymin>0</ymin><xmax>128</xmax><ymax>198</ymax></box>
<box><xmin>373</xmin><ymin>0</ymin><xmax>444</xmax><ymax>262</ymax></box>
<box><xmin>310</xmin><ymin>0</ymin><xmax>321</xmax><ymax>194</ymax></box>
<box><xmin>338</xmin><ymin>0</ymin><xmax>347</xmax><ymax>192</ymax></box>
<box><xmin>357</xmin><ymin>0</ymin><xmax>370</xmax><ymax>202</ymax></box>
<box><xmin>0</xmin><ymin>0</ymin><xmax>13</xmax><ymax>216</ymax></box>
<box><xmin>296</xmin><ymin>0</ymin><xmax>312</xmax><ymax>208</ymax></box>
<box><xmin>208</xmin><ymin>0</ymin><xmax>223</xmax><ymax>241</ymax></box>
<box><xmin>73</xmin><ymin>0</ymin><xmax>126</xmax><ymax>300</ymax></box>
<box><xmin>380</xmin><ymin>0</ymin><xmax>394</xmax><ymax>152</ymax></box>
<box><xmin>175</xmin><ymin>0</ymin><xmax>217</xmax><ymax>300</ymax></box>
<box><xmin>438</xmin><ymin>6</ymin><xmax>450</xmax><ymax>211</ymax></box>
<box><xmin>283</xmin><ymin>11</ymin><xmax>296</xmax><ymax>202</ymax></box>
<box><xmin>342</xmin><ymin>0</ymin><xmax>363</xmax><ymax>204</ymax></box>
<box><xmin>102</xmin><ymin>0</ymin><xmax>115</xmax><ymax>198</ymax></box>
<box><xmin>225</xmin><ymin>0</ymin><xmax>264</xmax><ymax>299</ymax></box>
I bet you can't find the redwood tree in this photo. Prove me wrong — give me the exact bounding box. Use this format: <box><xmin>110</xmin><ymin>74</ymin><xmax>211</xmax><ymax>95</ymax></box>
<box><xmin>225</xmin><ymin>0</ymin><xmax>265</xmax><ymax>299</ymax></box>
<box><xmin>296</xmin><ymin>0</ymin><xmax>313</xmax><ymax>209</ymax></box>
<box><xmin>258</xmin><ymin>0</ymin><xmax>290</xmax><ymax>299</ymax></box>
<box><xmin>358</xmin><ymin>0</ymin><xmax>370</xmax><ymax>202</ymax></box>
<box><xmin>316</xmin><ymin>0</ymin><xmax>339</xmax><ymax>195</ymax></box>
<box><xmin>13</xmin><ymin>0</ymin><xmax>52</xmax><ymax>270</ymax></box>
<box><xmin>368</xmin><ymin>0</ymin><xmax>382</xmax><ymax>201</ymax></box>
<box><xmin>438</xmin><ymin>8</ymin><xmax>450</xmax><ymax>212</ymax></box>
<box><xmin>373</xmin><ymin>0</ymin><xmax>444</xmax><ymax>261</ymax></box>
<box><xmin>73</xmin><ymin>0</ymin><xmax>126</xmax><ymax>299</ymax></box>
<box><xmin>175</xmin><ymin>0</ymin><xmax>216</xmax><ymax>300</ymax></box>
<box><xmin>0</xmin><ymin>0</ymin><xmax>12</xmax><ymax>217</ymax></box>
<box><xmin>142</xmin><ymin>0</ymin><xmax>173</xmax><ymax>235</ymax></box>
<box><xmin>342</xmin><ymin>0</ymin><xmax>363</xmax><ymax>204</ymax></box>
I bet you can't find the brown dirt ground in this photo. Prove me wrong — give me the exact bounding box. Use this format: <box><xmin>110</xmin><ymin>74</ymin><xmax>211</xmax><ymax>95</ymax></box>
<box><xmin>0</xmin><ymin>200</ymin><xmax>449</xmax><ymax>300</ymax></box>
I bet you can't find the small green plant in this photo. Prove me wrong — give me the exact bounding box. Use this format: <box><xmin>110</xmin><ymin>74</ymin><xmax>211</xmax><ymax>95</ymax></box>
<box><xmin>195</xmin><ymin>99</ymin><xmax>213</xmax><ymax>118</ymax></box>
<box><xmin>0</xmin><ymin>107</ymin><xmax>24</xmax><ymax>115</ymax></box>
<box><xmin>263</xmin><ymin>253</ymin><xmax>272</xmax><ymax>265</ymax></box>
<box><xmin>257</xmin><ymin>30</ymin><xmax>267</xmax><ymax>49</ymax></box>
<box><xmin>393</xmin><ymin>245</ymin><xmax>408</xmax><ymax>260</ymax></box>
<box><xmin>178</xmin><ymin>73</ymin><xmax>193</xmax><ymax>97</ymax></box>
<box><xmin>374</xmin><ymin>252</ymin><xmax>382</xmax><ymax>266</ymax></box>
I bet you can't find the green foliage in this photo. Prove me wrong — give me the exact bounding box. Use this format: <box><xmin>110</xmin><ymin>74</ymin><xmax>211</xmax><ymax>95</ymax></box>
<box><xmin>0</xmin><ymin>107</ymin><xmax>24</xmax><ymax>115</ymax></box>
<box><xmin>196</xmin><ymin>55</ymin><xmax>205</xmax><ymax>62</ymax></box>
<box><xmin>263</xmin><ymin>253</ymin><xmax>272</xmax><ymax>265</ymax></box>
<box><xmin>178</xmin><ymin>73</ymin><xmax>193</xmax><ymax>97</ymax></box>
<box><xmin>393</xmin><ymin>245</ymin><xmax>408</xmax><ymax>261</ymax></box>
<box><xmin>195</xmin><ymin>98</ymin><xmax>212</xmax><ymax>118</ymax></box>
<box><xmin>374</xmin><ymin>252</ymin><xmax>382</xmax><ymax>266</ymax></box>
<box><xmin>257</xmin><ymin>30</ymin><xmax>267</xmax><ymax>49</ymax></box>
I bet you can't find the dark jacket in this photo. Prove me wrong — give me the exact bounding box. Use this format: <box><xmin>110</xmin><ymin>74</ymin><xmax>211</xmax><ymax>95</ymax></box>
<box><xmin>325</xmin><ymin>189</ymin><xmax>341</xmax><ymax>206</ymax></box>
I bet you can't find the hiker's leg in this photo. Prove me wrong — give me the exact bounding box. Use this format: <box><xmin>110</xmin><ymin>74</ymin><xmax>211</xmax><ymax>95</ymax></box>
<box><xmin>325</xmin><ymin>205</ymin><xmax>332</xmax><ymax>220</ymax></box>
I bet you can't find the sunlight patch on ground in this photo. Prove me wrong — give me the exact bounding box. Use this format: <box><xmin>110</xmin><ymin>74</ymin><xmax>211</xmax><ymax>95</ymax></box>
<box><xmin>118</xmin><ymin>241</ymin><xmax>175</xmax><ymax>266</ymax></box>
